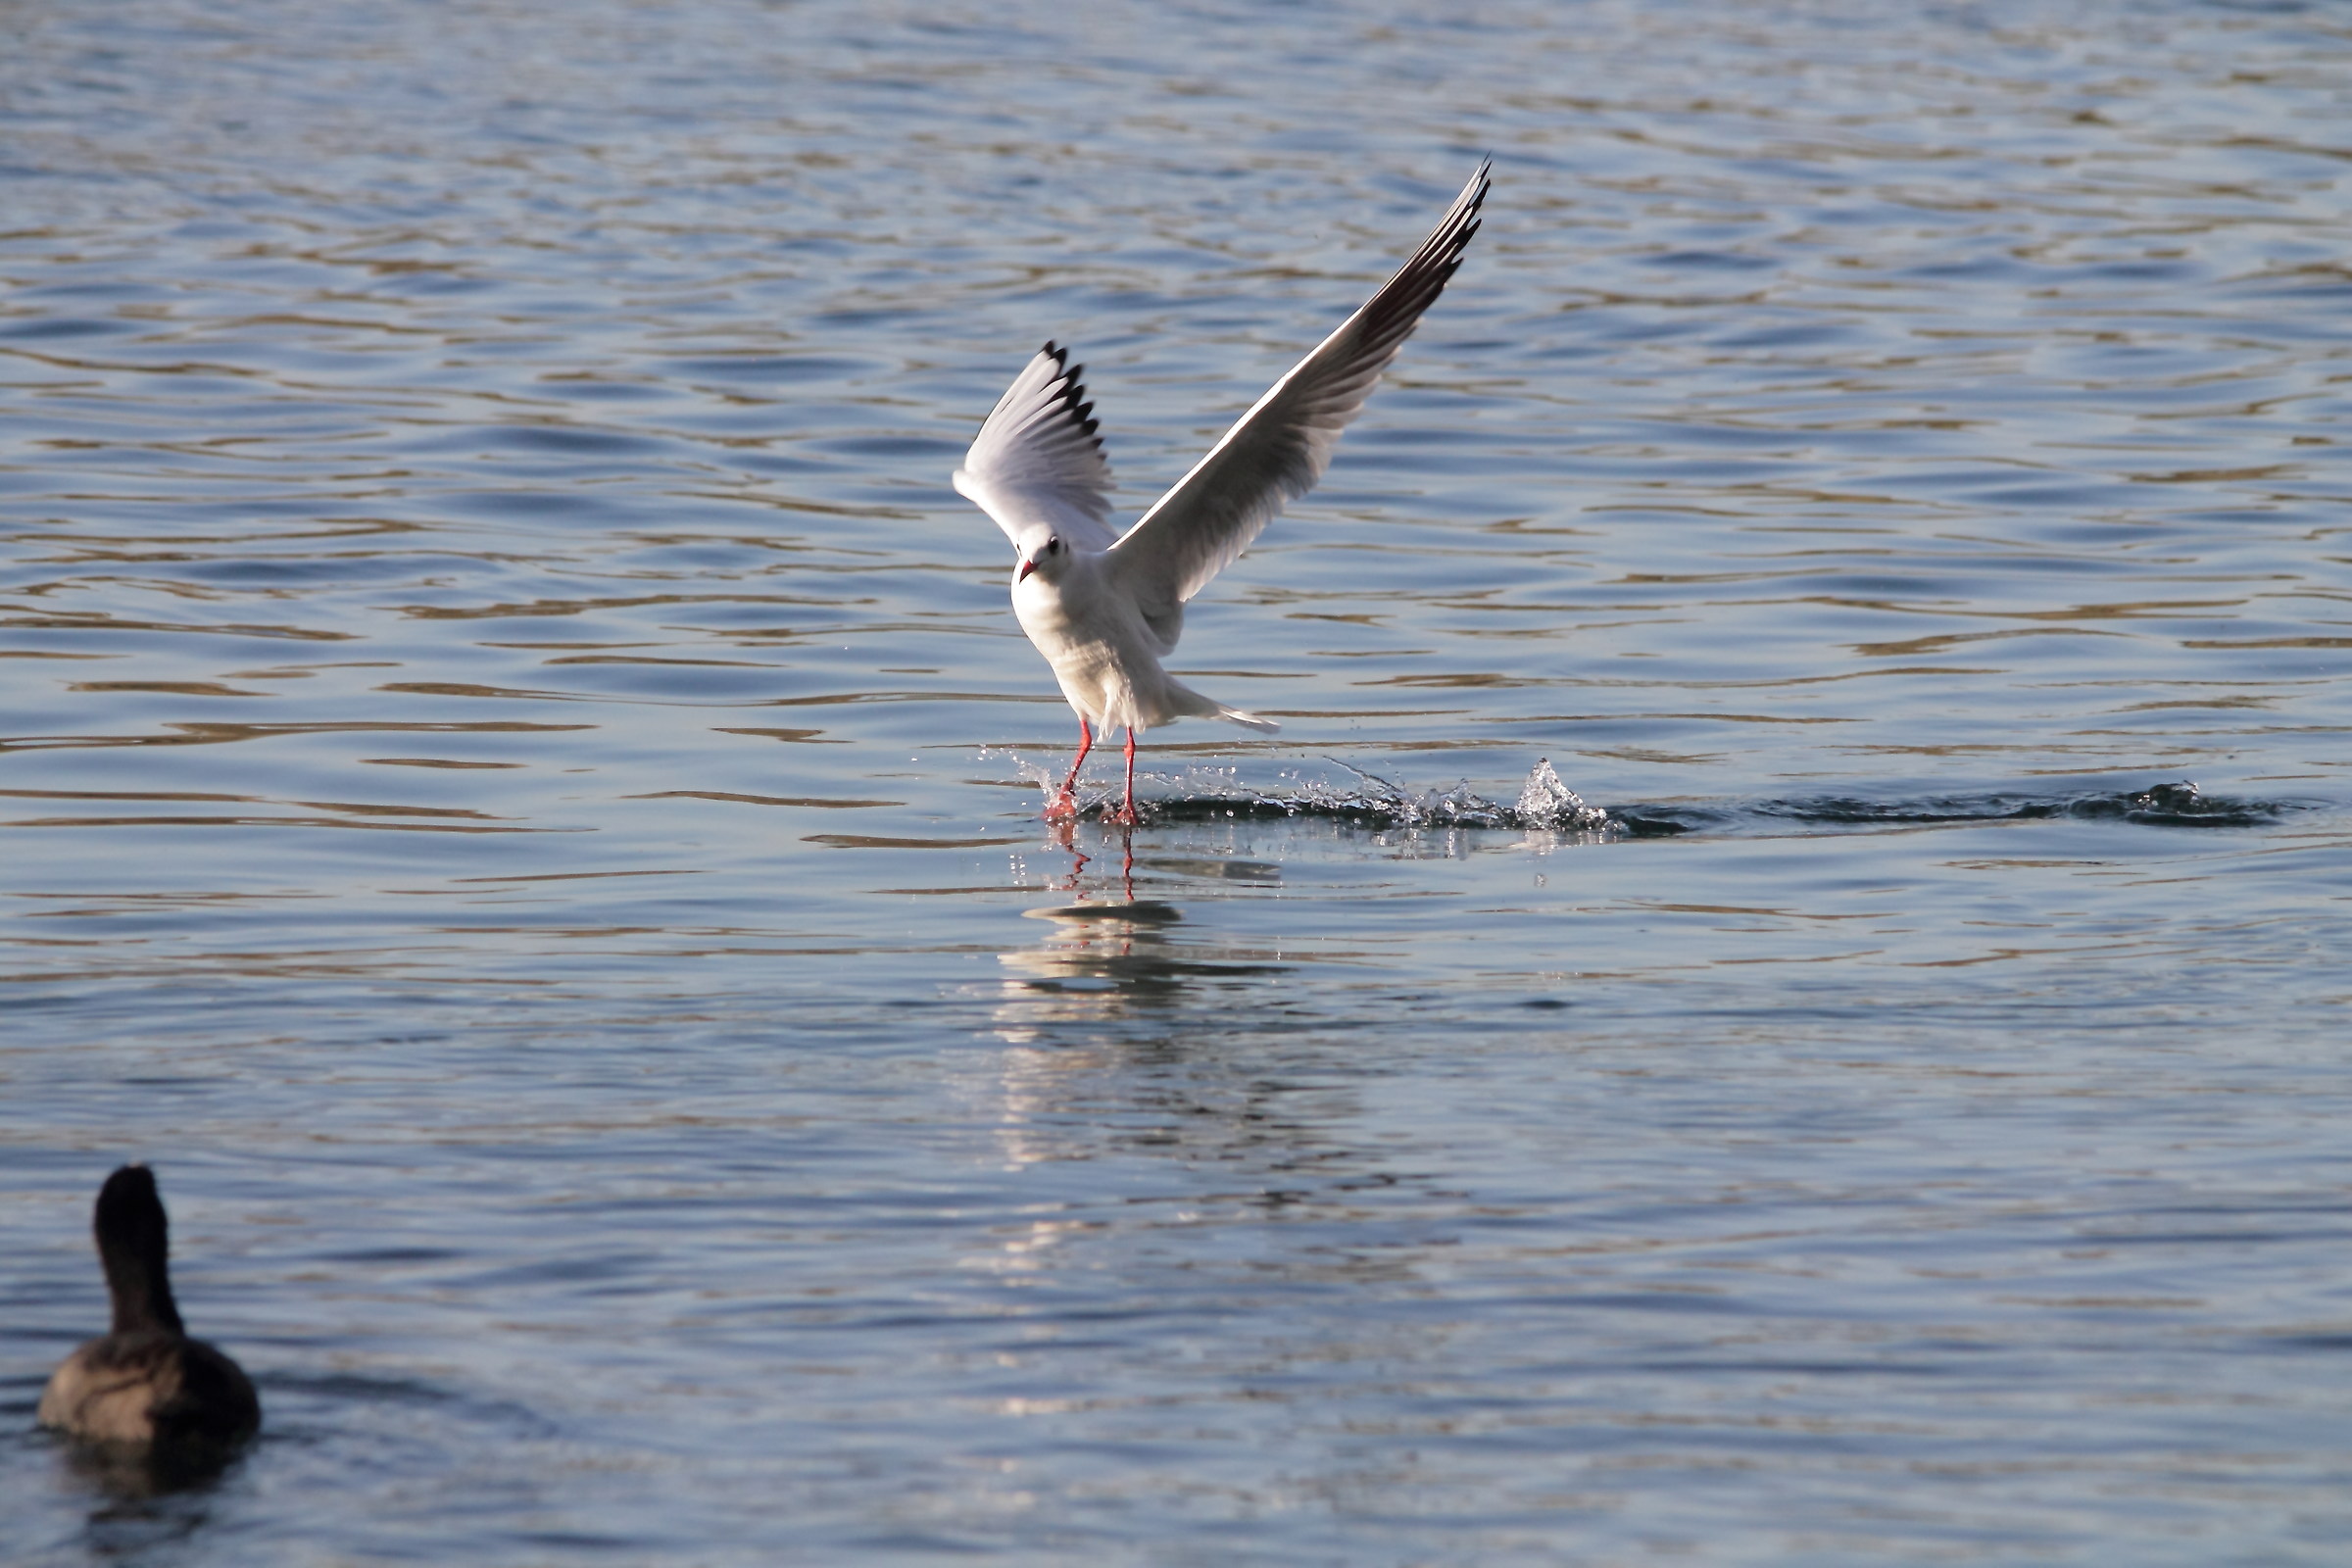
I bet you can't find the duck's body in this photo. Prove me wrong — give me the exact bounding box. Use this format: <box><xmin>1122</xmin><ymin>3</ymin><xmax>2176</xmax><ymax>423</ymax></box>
<box><xmin>39</xmin><ymin>1327</ymin><xmax>259</xmax><ymax>1451</ymax></box>
<box><xmin>39</xmin><ymin>1165</ymin><xmax>259</xmax><ymax>1459</ymax></box>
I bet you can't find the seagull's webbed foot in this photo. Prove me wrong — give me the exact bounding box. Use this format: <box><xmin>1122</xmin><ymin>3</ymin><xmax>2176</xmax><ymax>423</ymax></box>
<box><xmin>1102</xmin><ymin>728</ymin><xmax>1144</xmax><ymax>827</ymax></box>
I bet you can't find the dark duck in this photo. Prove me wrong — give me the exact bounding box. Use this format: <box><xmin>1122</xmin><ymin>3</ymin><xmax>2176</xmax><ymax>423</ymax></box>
<box><xmin>39</xmin><ymin>1165</ymin><xmax>260</xmax><ymax>1460</ymax></box>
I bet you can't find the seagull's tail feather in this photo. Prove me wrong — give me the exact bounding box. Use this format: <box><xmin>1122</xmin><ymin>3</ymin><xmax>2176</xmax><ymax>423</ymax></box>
<box><xmin>1159</xmin><ymin>678</ymin><xmax>1281</xmax><ymax>734</ymax></box>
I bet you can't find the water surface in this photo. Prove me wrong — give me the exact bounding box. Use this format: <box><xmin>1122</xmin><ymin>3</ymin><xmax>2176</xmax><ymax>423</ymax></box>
<box><xmin>4</xmin><ymin>1</ymin><xmax>2350</xmax><ymax>1561</ymax></box>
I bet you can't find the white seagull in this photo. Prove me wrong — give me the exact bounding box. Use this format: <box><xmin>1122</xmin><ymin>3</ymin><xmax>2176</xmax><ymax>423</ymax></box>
<box><xmin>955</xmin><ymin>161</ymin><xmax>1491</xmax><ymax>825</ymax></box>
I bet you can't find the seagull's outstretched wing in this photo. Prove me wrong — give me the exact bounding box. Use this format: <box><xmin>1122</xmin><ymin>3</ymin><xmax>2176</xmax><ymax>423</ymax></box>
<box><xmin>952</xmin><ymin>343</ymin><xmax>1119</xmax><ymax>553</ymax></box>
<box><xmin>1104</xmin><ymin>161</ymin><xmax>1489</xmax><ymax>643</ymax></box>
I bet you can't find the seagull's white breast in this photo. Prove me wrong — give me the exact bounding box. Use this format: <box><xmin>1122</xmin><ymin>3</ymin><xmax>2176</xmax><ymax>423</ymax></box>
<box><xmin>1011</xmin><ymin>552</ymin><xmax>1165</xmax><ymax>731</ymax></box>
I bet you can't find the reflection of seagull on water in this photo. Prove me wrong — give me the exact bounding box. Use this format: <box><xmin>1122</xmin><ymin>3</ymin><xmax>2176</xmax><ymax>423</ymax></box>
<box><xmin>955</xmin><ymin>161</ymin><xmax>1492</xmax><ymax>826</ymax></box>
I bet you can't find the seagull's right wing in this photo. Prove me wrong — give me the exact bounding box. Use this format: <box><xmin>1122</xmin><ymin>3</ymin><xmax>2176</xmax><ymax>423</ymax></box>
<box><xmin>1104</xmin><ymin>161</ymin><xmax>1489</xmax><ymax>643</ymax></box>
<box><xmin>952</xmin><ymin>343</ymin><xmax>1119</xmax><ymax>552</ymax></box>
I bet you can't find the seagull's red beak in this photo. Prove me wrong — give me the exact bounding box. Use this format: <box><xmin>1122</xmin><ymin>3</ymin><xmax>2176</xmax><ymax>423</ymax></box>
<box><xmin>1016</xmin><ymin>558</ymin><xmax>1037</xmax><ymax>582</ymax></box>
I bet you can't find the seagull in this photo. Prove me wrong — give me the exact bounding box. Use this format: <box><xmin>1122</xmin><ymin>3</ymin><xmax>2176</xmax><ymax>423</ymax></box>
<box><xmin>954</xmin><ymin>160</ymin><xmax>1491</xmax><ymax>825</ymax></box>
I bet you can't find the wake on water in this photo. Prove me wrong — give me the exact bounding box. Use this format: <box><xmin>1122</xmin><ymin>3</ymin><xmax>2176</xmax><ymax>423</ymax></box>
<box><xmin>984</xmin><ymin>753</ymin><xmax>1610</xmax><ymax>833</ymax></box>
<box><xmin>982</xmin><ymin>752</ymin><xmax>2296</xmax><ymax>837</ymax></box>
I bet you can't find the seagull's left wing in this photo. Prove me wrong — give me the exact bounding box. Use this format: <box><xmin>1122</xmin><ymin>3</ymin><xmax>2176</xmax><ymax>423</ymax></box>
<box><xmin>953</xmin><ymin>343</ymin><xmax>1119</xmax><ymax>552</ymax></box>
<box><xmin>1105</xmin><ymin>161</ymin><xmax>1489</xmax><ymax>643</ymax></box>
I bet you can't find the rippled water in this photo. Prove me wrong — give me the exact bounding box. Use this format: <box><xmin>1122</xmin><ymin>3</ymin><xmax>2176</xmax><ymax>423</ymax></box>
<box><xmin>5</xmin><ymin>0</ymin><xmax>2350</xmax><ymax>1561</ymax></box>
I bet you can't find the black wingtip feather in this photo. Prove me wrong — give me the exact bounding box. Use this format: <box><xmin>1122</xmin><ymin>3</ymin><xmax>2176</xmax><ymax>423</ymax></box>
<box><xmin>1309</xmin><ymin>159</ymin><xmax>1493</xmax><ymax>370</ymax></box>
<box><xmin>1048</xmin><ymin>352</ymin><xmax>1106</xmax><ymax>458</ymax></box>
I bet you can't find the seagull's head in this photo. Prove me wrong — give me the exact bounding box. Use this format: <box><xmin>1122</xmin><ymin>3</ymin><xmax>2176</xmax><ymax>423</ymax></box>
<box><xmin>1014</xmin><ymin>528</ymin><xmax>1067</xmax><ymax>586</ymax></box>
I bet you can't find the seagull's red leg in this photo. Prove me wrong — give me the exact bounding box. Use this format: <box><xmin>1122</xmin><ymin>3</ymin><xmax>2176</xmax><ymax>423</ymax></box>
<box><xmin>1046</xmin><ymin>717</ymin><xmax>1093</xmax><ymax>820</ymax></box>
<box><xmin>1107</xmin><ymin>726</ymin><xmax>1141</xmax><ymax>827</ymax></box>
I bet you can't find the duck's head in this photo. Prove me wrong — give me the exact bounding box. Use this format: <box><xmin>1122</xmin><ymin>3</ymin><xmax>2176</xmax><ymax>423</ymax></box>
<box><xmin>95</xmin><ymin>1163</ymin><xmax>182</xmax><ymax>1337</ymax></box>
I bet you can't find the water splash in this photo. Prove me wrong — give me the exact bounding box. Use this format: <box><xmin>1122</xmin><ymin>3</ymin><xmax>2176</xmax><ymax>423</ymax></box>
<box><xmin>1515</xmin><ymin>758</ymin><xmax>1612</xmax><ymax>831</ymax></box>
<box><xmin>983</xmin><ymin>750</ymin><xmax>1620</xmax><ymax>833</ymax></box>
<box><xmin>982</xmin><ymin>752</ymin><xmax>2299</xmax><ymax>837</ymax></box>
<box><xmin>981</xmin><ymin>747</ymin><xmax>1062</xmax><ymax>798</ymax></box>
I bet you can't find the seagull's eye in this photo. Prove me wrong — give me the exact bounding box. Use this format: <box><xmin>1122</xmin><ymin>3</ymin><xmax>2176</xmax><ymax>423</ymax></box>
<box><xmin>1047</xmin><ymin>537</ymin><xmax>1060</xmax><ymax>554</ymax></box>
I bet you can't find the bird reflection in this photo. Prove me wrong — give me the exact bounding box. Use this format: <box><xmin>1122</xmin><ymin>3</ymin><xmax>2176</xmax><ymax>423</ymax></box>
<box><xmin>995</xmin><ymin>824</ymin><xmax>1288</xmax><ymax>1039</ymax></box>
<box><xmin>59</xmin><ymin>1446</ymin><xmax>227</xmax><ymax>1561</ymax></box>
<box><xmin>1044</xmin><ymin>816</ymin><xmax>1135</xmax><ymax>901</ymax></box>
<box><xmin>987</xmin><ymin>893</ymin><xmax>1307</xmax><ymax>1171</ymax></box>
<box><xmin>972</xmin><ymin>826</ymin><xmax>1430</xmax><ymax>1326</ymax></box>
<box><xmin>998</xmin><ymin>897</ymin><xmax>1195</xmax><ymax>1034</ymax></box>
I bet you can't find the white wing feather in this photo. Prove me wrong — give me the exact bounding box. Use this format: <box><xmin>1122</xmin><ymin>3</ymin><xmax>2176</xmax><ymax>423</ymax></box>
<box><xmin>1104</xmin><ymin>162</ymin><xmax>1490</xmax><ymax>646</ymax></box>
<box><xmin>952</xmin><ymin>343</ymin><xmax>1118</xmax><ymax>553</ymax></box>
